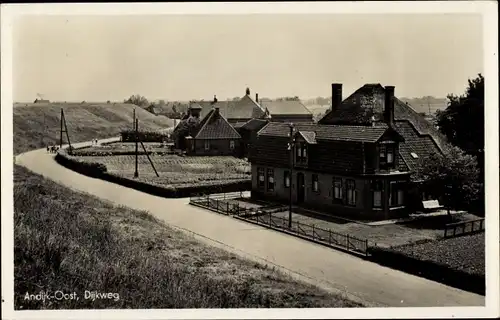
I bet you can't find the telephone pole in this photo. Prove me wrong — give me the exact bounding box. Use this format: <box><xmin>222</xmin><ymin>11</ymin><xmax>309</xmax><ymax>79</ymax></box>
<box><xmin>134</xmin><ymin>118</ymin><xmax>139</xmax><ymax>178</ymax></box>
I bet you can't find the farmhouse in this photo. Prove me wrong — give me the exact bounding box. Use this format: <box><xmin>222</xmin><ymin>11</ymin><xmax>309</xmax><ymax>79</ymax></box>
<box><xmin>185</xmin><ymin>106</ymin><xmax>242</xmax><ymax>156</ymax></box>
<box><xmin>249</xmin><ymin>83</ymin><xmax>447</xmax><ymax>220</ymax></box>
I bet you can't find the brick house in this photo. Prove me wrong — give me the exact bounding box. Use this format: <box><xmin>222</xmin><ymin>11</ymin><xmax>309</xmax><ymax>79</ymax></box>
<box><xmin>249</xmin><ymin>83</ymin><xmax>447</xmax><ymax>220</ymax></box>
<box><xmin>185</xmin><ymin>106</ymin><xmax>242</xmax><ymax>156</ymax></box>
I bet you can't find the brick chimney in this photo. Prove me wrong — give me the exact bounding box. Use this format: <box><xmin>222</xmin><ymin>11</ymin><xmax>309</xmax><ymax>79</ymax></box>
<box><xmin>255</xmin><ymin>93</ymin><xmax>259</xmax><ymax>103</ymax></box>
<box><xmin>246</xmin><ymin>87</ymin><xmax>250</xmax><ymax>96</ymax></box>
<box><xmin>384</xmin><ymin>86</ymin><xmax>395</xmax><ymax>126</ymax></box>
<box><xmin>213</xmin><ymin>95</ymin><xmax>218</xmax><ymax>103</ymax></box>
<box><xmin>331</xmin><ymin>83</ymin><xmax>342</xmax><ymax>112</ymax></box>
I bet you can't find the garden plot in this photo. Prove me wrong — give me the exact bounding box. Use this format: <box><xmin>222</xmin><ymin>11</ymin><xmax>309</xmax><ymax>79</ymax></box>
<box><xmin>73</xmin><ymin>154</ymin><xmax>251</xmax><ymax>188</ymax></box>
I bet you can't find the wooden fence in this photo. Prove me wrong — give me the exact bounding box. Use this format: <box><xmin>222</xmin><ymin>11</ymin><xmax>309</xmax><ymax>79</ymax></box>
<box><xmin>444</xmin><ymin>218</ymin><xmax>485</xmax><ymax>238</ymax></box>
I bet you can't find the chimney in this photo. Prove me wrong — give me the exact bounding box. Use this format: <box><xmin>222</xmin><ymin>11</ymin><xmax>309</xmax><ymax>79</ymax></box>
<box><xmin>214</xmin><ymin>107</ymin><xmax>220</xmax><ymax>115</ymax></box>
<box><xmin>213</xmin><ymin>95</ymin><xmax>218</xmax><ymax>103</ymax></box>
<box><xmin>331</xmin><ymin>83</ymin><xmax>342</xmax><ymax>111</ymax></box>
<box><xmin>255</xmin><ymin>93</ymin><xmax>259</xmax><ymax>103</ymax></box>
<box><xmin>384</xmin><ymin>86</ymin><xmax>395</xmax><ymax>126</ymax></box>
<box><xmin>246</xmin><ymin>87</ymin><xmax>250</xmax><ymax>96</ymax></box>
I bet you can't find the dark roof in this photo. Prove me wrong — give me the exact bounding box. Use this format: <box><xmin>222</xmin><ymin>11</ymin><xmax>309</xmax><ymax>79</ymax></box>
<box><xmin>258</xmin><ymin>122</ymin><xmax>396</xmax><ymax>143</ymax></box>
<box><xmin>229</xmin><ymin>95</ymin><xmax>267</xmax><ymax>119</ymax></box>
<box><xmin>194</xmin><ymin>108</ymin><xmax>241</xmax><ymax>140</ymax></box>
<box><xmin>239</xmin><ymin>118</ymin><xmax>269</xmax><ymax>131</ymax></box>
<box><xmin>318</xmin><ymin>83</ymin><xmax>448</xmax><ymax>151</ymax></box>
<box><xmin>394</xmin><ymin>121</ymin><xmax>441</xmax><ymax>171</ymax></box>
<box><xmin>260</xmin><ymin>100</ymin><xmax>312</xmax><ymax>116</ymax></box>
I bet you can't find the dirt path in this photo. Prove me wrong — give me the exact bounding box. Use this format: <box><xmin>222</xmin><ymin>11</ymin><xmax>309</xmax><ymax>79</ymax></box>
<box><xmin>15</xmin><ymin>141</ymin><xmax>485</xmax><ymax>307</ymax></box>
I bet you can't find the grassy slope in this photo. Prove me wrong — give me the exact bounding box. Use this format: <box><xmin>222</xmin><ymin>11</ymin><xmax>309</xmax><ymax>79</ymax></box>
<box><xmin>14</xmin><ymin>165</ymin><xmax>359</xmax><ymax>309</ymax></box>
<box><xmin>14</xmin><ymin>104</ymin><xmax>360</xmax><ymax>309</ymax></box>
<box><xmin>13</xmin><ymin>102</ymin><xmax>173</xmax><ymax>154</ymax></box>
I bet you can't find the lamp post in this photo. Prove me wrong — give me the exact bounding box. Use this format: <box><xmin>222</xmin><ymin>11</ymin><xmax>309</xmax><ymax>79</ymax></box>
<box><xmin>288</xmin><ymin>122</ymin><xmax>295</xmax><ymax>229</ymax></box>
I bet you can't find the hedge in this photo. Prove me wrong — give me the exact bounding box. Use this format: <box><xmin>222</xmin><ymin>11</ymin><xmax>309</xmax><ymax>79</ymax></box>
<box><xmin>55</xmin><ymin>148</ymin><xmax>251</xmax><ymax>198</ymax></box>
<box><xmin>120</xmin><ymin>130</ymin><xmax>171</xmax><ymax>143</ymax></box>
<box><xmin>367</xmin><ymin>246</ymin><xmax>485</xmax><ymax>295</ymax></box>
<box><xmin>71</xmin><ymin>150</ymin><xmax>174</xmax><ymax>157</ymax></box>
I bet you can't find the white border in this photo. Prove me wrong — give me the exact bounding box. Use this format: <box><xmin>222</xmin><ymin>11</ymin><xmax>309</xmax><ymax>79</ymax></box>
<box><xmin>1</xmin><ymin>2</ymin><xmax>498</xmax><ymax>320</ymax></box>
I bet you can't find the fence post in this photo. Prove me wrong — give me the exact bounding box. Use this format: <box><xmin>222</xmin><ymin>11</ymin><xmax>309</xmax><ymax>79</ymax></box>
<box><xmin>269</xmin><ymin>212</ymin><xmax>272</xmax><ymax>227</ymax></box>
<box><xmin>227</xmin><ymin>202</ymin><xmax>229</xmax><ymax>214</ymax></box>
<box><xmin>206</xmin><ymin>194</ymin><xmax>209</xmax><ymax>208</ymax></box>
<box><xmin>312</xmin><ymin>224</ymin><xmax>315</xmax><ymax>240</ymax></box>
<box><xmin>365</xmin><ymin>239</ymin><xmax>368</xmax><ymax>254</ymax></box>
<box><xmin>216</xmin><ymin>199</ymin><xmax>219</xmax><ymax>212</ymax></box>
<box><xmin>346</xmin><ymin>234</ymin><xmax>350</xmax><ymax>251</ymax></box>
<box><xmin>329</xmin><ymin>229</ymin><xmax>332</xmax><ymax>245</ymax></box>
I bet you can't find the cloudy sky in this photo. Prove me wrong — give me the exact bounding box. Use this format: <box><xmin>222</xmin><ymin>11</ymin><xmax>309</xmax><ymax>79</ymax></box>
<box><xmin>13</xmin><ymin>14</ymin><xmax>483</xmax><ymax>102</ymax></box>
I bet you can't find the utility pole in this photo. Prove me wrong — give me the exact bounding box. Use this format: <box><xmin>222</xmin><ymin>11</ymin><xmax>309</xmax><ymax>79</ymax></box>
<box><xmin>427</xmin><ymin>97</ymin><xmax>431</xmax><ymax>116</ymax></box>
<box><xmin>60</xmin><ymin>109</ymin><xmax>64</xmax><ymax>148</ymax></box>
<box><xmin>288</xmin><ymin>123</ymin><xmax>294</xmax><ymax>229</ymax></box>
<box><xmin>133</xmin><ymin>108</ymin><xmax>136</xmax><ymax>131</ymax></box>
<box><xmin>134</xmin><ymin>118</ymin><xmax>139</xmax><ymax>178</ymax></box>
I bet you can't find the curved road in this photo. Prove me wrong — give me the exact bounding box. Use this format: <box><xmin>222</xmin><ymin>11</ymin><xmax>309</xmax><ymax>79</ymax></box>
<box><xmin>16</xmin><ymin>141</ymin><xmax>485</xmax><ymax>307</ymax></box>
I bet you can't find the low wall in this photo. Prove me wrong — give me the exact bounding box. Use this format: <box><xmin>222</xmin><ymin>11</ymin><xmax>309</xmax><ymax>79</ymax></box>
<box><xmin>367</xmin><ymin>246</ymin><xmax>485</xmax><ymax>295</ymax></box>
<box><xmin>55</xmin><ymin>148</ymin><xmax>251</xmax><ymax>198</ymax></box>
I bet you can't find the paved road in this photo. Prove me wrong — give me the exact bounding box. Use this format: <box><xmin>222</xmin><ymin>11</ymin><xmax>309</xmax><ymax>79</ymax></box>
<box><xmin>16</xmin><ymin>141</ymin><xmax>485</xmax><ymax>307</ymax></box>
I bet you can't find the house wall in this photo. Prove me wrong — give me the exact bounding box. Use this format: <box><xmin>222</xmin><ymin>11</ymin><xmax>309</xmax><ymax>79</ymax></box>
<box><xmin>188</xmin><ymin>138</ymin><xmax>241</xmax><ymax>156</ymax></box>
<box><xmin>251</xmin><ymin>164</ymin><xmax>410</xmax><ymax>220</ymax></box>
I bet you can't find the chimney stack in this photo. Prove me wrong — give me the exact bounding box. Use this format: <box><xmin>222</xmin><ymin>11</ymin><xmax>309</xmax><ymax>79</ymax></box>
<box><xmin>331</xmin><ymin>83</ymin><xmax>342</xmax><ymax>112</ymax></box>
<box><xmin>384</xmin><ymin>86</ymin><xmax>395</xmax><ymax>126</ymax></box>
<box><xmin>246</xmin><ymin>87</ymin><xmax>250</xmax><ymax>96</ymax></box>
<box><xmin>255</xmin><ymin>93</ymin><xmax>259</xmax><ymax>103</ymax></box>
<box><xmin>213</xmin><ymin>95</ymin><xmax>218</xmax><ymax>103</ymax></box>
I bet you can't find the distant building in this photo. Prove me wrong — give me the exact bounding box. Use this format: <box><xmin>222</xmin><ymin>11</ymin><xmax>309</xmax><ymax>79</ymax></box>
<box><xmin>185</xmin><ymin>106</ymin><xmax>242</xmax><ymax>156</ymax></box>
<box><xmin>34</xmin><ymin>98</ymin><xmax>50</xmax><ymax>103</ymax></box>
<box><xmin>259</xmin><ymin>99</ymin><xmax>313</xmax><ymax>123</ymax></box>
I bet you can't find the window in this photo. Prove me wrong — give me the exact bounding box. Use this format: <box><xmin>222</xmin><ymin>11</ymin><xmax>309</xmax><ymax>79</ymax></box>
<box><xmin>284</xmin><ymin>171</ymin><xmax>290</xmax><ymax>188</ymax></box>
<box><xmin>389</xmin><ymin>182</ymin><xmax>405</xmax><ymax>207</ymax></box>
<box><xmin>302</xmin><ymin>146</ymin><xmax>307</xmax><ymax>158</ymax></box>
<box><xmin>296</xmin><ymin>143</ymin><xmax>308</xmax><ymax>163</ymax></box>
<box><xmin>312</xmin><ymin>174</ymin><xmax>319</xmax><ymax>192</ymax></box>
<box><xmin>258</xmin><ymin>168</ymin><xmax>265</xmax><ymax>188</ymax></box>
<box><xmin>372</xmin><ymin>180</ymin><xmax>383</xmax><ymax>208</ymax></box>
<box><xmin>333</xmin><ymin>178</ymin><xmax>343</xmax><ymax>200</ymax></box>
<box><xmin>204</xmin><ymin>140</ymin><xmax>210</xmax><ymax>151</ymax></box>
<box><xmin>379</xmin><ymin>144</ymin><xmax>396</xmax><ymax>168</ymax></box>
<box><xmin>229</xmin><ymin>140</ymin><xmax>235</xmax><ymax>150</ymax></box>
<box><xmin>297</xmin><ymin>147</ymin><xmax>302</xmax><ymax>158</ymax></box>
<box><xmin>346</xmin><ymin>179</ymin><xmax>356</xmax><ymax>206</ymax></box>
<box><xmin>410</xmin><ymin>152</ymin><xmax>419</xmax><ymax>159</ymax></box>
<box><xmin>267</xmin><ymin>169</ymin><xmax>275</xmax><ymax>191</ymax></box>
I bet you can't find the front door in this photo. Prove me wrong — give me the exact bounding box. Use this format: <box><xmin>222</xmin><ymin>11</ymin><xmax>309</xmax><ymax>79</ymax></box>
<box><xmin>297</xmin><ymin>172</ymin><xmax>305</xmax><ymax>204</ymax></box>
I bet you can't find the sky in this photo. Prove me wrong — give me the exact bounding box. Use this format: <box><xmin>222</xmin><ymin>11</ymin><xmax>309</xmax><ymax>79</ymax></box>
<box><xmin>13</xmin><ymin>14</ymin><xmax>483</xmax><ymax>102</ymax></box>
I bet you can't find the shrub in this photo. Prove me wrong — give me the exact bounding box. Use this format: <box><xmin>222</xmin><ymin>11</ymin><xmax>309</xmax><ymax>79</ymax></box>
<box><xmin>120</xmin><ymin>130</ymin><xmax>170</xmax><ymax>143</ymax></box>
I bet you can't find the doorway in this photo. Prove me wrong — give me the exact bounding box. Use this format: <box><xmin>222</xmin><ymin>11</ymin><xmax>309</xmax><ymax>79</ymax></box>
<box><xmin>297</xmin><ymin>172</ymin><xmax>305</xmax><ymax>204</ymax></box>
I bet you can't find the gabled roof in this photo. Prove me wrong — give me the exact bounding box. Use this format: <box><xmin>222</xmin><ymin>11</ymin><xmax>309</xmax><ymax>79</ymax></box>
<box><xmin>318</xmin><ymin>83</ymin><xmax>448</xmax><ymax>152</ymax></box>
<box><xmin>260</xmin><ymin>100</ymin><xmax>312</xmax><ymax>116</ymax></box>
<box><xmin>228</xmin><ymin>94</ymin><xmax>267</xmax><ymax>119</ymax></box>
<box><xmin>296</xmin><ymin>130</ymin><xmax>317</xmax><ymax>144</ymax></box>
<box><xmin>194</xmin><ymin>108</ymin><xmax>241</xmax><ymax>140</ymax></box>
<box><xmin>258</xmin><ymin>122</ymin><xmax>399</xmax><ymax>143</ymax></box>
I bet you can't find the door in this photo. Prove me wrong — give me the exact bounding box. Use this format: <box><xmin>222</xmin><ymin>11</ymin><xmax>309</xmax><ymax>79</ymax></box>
<box><xmin>297</xmin><ymin>172</ymin><xmax>305</xmax><ymax>204</ymax></box>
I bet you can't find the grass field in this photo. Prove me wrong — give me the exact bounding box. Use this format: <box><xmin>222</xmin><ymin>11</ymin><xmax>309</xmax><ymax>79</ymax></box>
<box><xmin>72</xmin><ymin>154</ymin><xmax>251</xmax><ymax>188</ymax></box>
<box><xmin>13</xmin><ymin>102</ymin><xmax>173</xmax><ymax>155</ymax></box>
<box><xmin>14</xmin><ymin>165</ymin><xmax>360</xmax><ymax>309</ymax></box>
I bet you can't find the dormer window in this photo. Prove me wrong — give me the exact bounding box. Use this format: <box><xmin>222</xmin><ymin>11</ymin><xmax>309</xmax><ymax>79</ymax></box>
<box><xmin>295</xmin><ymin>142</ymin><xmax>308</xmax><ymax>164</ymax></box>
<box><xmin>379</xmin><ymin>143</ymin><xmax>396</xmax><ymax>169</ymax></box>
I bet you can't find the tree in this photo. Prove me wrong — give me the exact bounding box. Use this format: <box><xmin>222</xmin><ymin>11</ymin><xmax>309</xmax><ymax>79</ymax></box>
<box><xmin>125</xmin><ymin>94</ymin><xmax>149</xmax><ymax>107</ymax></box>
<box><xmin>171</xmin><ymin>116</ymin><xmax>200</xmax><ymax>150</ymax></box>
<box><xmin>414</xmin><ymin>146</ymin><xmax>482</xmax><ymax>216</ymax></box>
<box><xmin>436</xmin><ymin>74</ymin><xmax>484</xmax><ymax>161</ymax></box>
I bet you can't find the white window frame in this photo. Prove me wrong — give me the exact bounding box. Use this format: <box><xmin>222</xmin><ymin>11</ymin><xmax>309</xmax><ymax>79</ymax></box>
<box><xmin>229</xmin><ymin>140</ymin><xmax>235</xmax><ymax>150</ymax></box>
<box><xmin>312</xmin><ymin>174</ymin><xmax>319</xmax><ymax>192</ymax></box>
<box><xmin>284</xmin><ymin>171</ymin><xmax>290</xmax><ymax>188</ymax></box>
<box><xmin>258</xmin><ymin>168</ymin><xmax>265</xmax><ymax>188</ymax></box>
<box><xmin>267</xmin><ymin>169</ymin><xmax>275</xmax><ymax>191</ymax></box>
<box><xmin>372</xmin><ymin>180</ymin><xmax>383</xmax><ymax>208</ymax></box>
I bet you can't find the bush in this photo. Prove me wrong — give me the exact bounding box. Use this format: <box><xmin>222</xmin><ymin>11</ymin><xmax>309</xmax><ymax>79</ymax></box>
<box><xmin>55</xmin><ymin>149</ymin><xmax>107</xmax><ymax>177</ymax></box>
<box><xmin>120</xmin><ymin>130</ymin><xmax>170</xmax><ymax>143</ymax></box>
